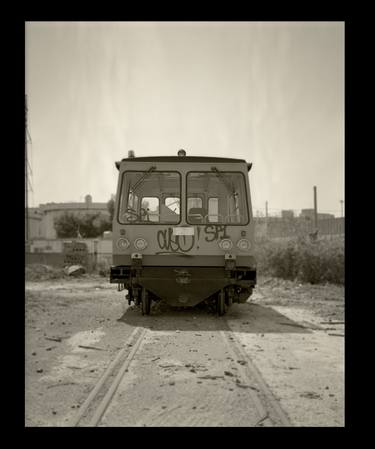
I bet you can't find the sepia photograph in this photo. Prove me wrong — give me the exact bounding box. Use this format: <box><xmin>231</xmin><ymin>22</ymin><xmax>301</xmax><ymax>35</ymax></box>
<box><xmin>25</xmin><ymin>21</ymin><xmax>344</xmax><ymax>427</ymax></box>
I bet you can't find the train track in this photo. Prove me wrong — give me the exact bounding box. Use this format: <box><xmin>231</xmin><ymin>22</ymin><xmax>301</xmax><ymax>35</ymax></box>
<box><xmin>69</xmin><ymin>318</ymin><xmax>291</xmax><ymax>427</ymax></box>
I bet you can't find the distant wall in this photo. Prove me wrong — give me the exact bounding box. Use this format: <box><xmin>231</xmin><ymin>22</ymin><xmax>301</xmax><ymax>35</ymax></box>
<box><xmin>254</xmin><ymin>217</ymin><xmax>344</xmax><ymax>239</ymax></box>
<box><xmin>26</xmin><ymin>238</ymin><xmax>113</xmax><ymax>268</ymax></box>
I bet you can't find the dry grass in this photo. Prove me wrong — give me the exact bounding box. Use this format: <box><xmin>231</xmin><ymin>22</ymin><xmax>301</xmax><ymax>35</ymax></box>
<box><xmin>254</xmin><ymin>236</ymin><xmax>344</xmax><ymax>285</ymax></box>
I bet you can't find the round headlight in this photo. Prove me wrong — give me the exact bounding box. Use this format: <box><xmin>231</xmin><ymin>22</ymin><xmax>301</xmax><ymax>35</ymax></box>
<box><xmin>134</xmin><ymin>238</ymin><xmax>148</xmax><ymax>250</ymax></box>
<box><xmin>218</xmin><ymin>239</ymin><xmax>233</xmax><ymax>250</ymax></box>
<box><xmin>117</xmin><ymin>238</ymin><xmax>130</xmax><ymax>249</ymax></box>
<box><xmin>237</xmin><ymin>238</ymin><xmax>251</xmax><ymax>251</ymax></box>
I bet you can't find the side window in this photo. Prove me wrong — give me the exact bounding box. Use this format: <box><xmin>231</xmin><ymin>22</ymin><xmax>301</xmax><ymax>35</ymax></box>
<box><xmin>188</xmin><ymin>197</ymin><xmax>202</xmax><ymax>210</ymax></box>
<box><xmin>188</xmin><ymin>197</ymin><xmax>205</xmax><ymax>223</ymax></box>
<box><xmin>165</xmin><ymin>197</ymin><xmax>180</xmax><ymax>215</ymax></box>
<box><xmin>208</xmin><ymin>197</ymin><xmax>219</xmax><ymax>222</ymax></box>
<box><xmin>141</xmin><ymin>197</ymin><xmax>159</xmax><ymax>222</ymax></box>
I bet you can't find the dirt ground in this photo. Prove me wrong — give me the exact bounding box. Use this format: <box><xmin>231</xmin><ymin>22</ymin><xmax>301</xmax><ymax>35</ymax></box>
<box><xmin>25</xmin><ymin>271</ymin><xmax>344</xmax><ymax>427</ymax></box>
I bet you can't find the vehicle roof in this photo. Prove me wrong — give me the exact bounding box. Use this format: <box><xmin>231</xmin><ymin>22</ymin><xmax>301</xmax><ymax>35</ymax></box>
<box><xmin>115</xmin><ymin>156</ymin><xmax>249</xmax><ymax>170</ymax></box>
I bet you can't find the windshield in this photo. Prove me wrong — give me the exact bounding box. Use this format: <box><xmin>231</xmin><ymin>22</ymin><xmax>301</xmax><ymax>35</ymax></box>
<box><xmin>187</xmin><ymin>171</ymin><xmax>248</xmax><ymax>224</ymax></box>
<box><xmin>118</xmin><ymin>171</ymin><xmax>181</xmax><ymax>224</ymax></box>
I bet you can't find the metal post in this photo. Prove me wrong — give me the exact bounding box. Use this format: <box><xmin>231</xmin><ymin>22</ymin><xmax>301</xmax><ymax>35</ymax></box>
<box><xmin>340</xmin><ymin>200</ymin><xmax>344</xmax><ymax>218</ymax></box>
<box><xmin>313</xmin><ymin>186</ymin><xmax>318</xmax><ymax>230</ymax></box>
<box><xmin>25</xmin><ymin>95</ymin><xmax>29</xmax><ymax>243</ymax></box>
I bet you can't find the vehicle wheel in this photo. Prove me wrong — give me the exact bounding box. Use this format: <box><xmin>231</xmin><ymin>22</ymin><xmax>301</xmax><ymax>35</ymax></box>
<box><xmin>217</xmin><ymin>289</ymin><xmax>225</xmax><ymax>316</ymax></box>
<box><xmin>141</xmin><ymin>287</ymin><xmax>151</xmax><ymax>315</ymax></box>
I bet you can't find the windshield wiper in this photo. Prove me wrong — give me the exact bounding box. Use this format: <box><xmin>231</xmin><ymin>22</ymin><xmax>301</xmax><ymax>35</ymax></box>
<box><xmin>130</xmin><ymin>166</ymin><xmax>156</xmax><ymax>194</ymax></box>
<box><xmin>211</xmin><ymin>166</ymin><xmax>236</xmax><ymax>196</ymax></box>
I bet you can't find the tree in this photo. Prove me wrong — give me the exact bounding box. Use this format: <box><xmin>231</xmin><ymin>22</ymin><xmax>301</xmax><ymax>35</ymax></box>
<box><xmin>54</xmin><ymin>212</ymin><xmax>112</xmax><ymax>238</ymax></box>
<box><xmin>107</xmin><ymin>194</ymin><xmax>115</xmax><ymax>224</ymax></box>
<box><xmin>54</xmin><ymin>213</ymin><xmax>80</xmax><ymax>238</ymax></box>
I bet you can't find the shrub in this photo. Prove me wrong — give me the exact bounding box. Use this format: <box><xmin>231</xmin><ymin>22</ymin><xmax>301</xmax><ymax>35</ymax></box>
<box><xmin>96</xmin><ymin>257</ymin><xmax>110</xmax><ymax>277</ymax></box>
<box><xmin>253</xmin><ymin>236</ymin><xmax>344</xmax><ymax>285</ymax></box>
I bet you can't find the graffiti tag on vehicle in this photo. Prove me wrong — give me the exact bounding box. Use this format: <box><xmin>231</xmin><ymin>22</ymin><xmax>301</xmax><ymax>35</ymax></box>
<box><xmin>156</xmin><ymin>225</ymin><xmax>229</xmax><ymax>254</ymax></box>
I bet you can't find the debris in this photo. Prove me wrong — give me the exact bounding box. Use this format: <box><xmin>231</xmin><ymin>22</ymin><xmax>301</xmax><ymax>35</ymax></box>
<box><xmin>45</xmin><ymin>337</ymin><xmax>62</xmax><ymax>342</ymax></box>
<box><xmin>320</xmin><ymin>321</ymin><xmax>345</xmax><ymax>325</ymax></box>
<box><xmin>328</xmin><ymin>333</ymin><xmax>344</xmax><ymax>337</ymax></box>
<box><xmin>168</xmin><ymin>381</ymin><xmax>175</xmax><ymax>386</ymax></box>
<box><xmin>235</xmin><ymin>382</ymin><xmax>259</xmax><ymax>391</ymax></box>
<box><xmin>46</xmin><ymin>347</ymin><xmax>56</xmax><ymax>351</ymax></box>
<box><xmin>78</xmin><ymin>345</ymin><xmax>105</xmax><ymax>351</ymax></box>
<box><xmin>224</xmin><ymin>371</ymin><xmax>234</xmax><ymax>377</ymax></box>
<box><xmin>288</xmin><ymin>366</ymin><xmax>298</xmax><ymax>370</ymax></box>
<box><xmin>197</xmin><ymin>375</ymin><xmax>224</xmax><ymax>380</ymax></box>
<box><xmin>237</xmin><ymin>360</ymin><xmax>247</xmax><ymax>366</ymax></box>
<box><xmin>36</xmin><ymin>369</ymin><xmax>43</xmax><ymax>373</ymax></box>
<box><xmin>300</xmin><ymin>392</ymin><xmax>321</xmax><ymax>399</ymax></box>
<box><xmin>151</xmin><ymin>357</ymin><xmax>160</xmax><ymax>362</ymax></box>
<box><xmin>47</xmin><ymin>382</ymin><xmax>77</xmax><ymax>389</ymax></box>
<box><xmin>64</xmin><ymin>265</ymin><xmax>86</xmax><ymax>276</ymax></box>
<box><xmin>255</xmin><ymin>413</ymin><xmax>269</xmax><ymax>427</ymax></box>
<box><xmin>278</xmin><ymin>322</ymin><xmax>306</xmax><ymax>329</ymax></box>
<box><xmin>32</xmin><ymin>352</ymin><xmax>37</xmax><ymax>356</ymax></box>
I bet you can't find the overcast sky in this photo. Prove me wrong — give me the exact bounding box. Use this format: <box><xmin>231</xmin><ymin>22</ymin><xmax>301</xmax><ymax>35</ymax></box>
<box><xmin>25</xmin><ymin>21</ymin><xmax>344</xmax><ymax>216</ymax></box>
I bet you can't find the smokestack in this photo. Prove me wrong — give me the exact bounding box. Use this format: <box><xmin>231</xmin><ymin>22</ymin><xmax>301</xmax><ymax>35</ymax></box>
<box><xmin>128</xmin><ymin>150</ymin><xmax>135</xmax><ymax>158</ymax></box>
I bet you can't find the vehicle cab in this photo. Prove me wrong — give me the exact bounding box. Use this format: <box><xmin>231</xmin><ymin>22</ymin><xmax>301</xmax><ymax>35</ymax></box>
<box><xmin>110</xmin><ymin>150</ymin><xmax>256</xmax><ymax>315</ymax></box>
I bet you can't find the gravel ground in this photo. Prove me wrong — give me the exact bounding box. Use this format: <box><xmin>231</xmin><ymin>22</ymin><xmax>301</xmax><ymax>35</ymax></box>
<box><xmin>25</xmin><ymin>271</ymin><xmax>344</xmax><ymax>427</ymax></box>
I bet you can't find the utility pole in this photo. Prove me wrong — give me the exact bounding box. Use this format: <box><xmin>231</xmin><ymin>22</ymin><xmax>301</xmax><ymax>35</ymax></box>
<box><xmin>340</xmin><ymin>199</ymin><xmax>344</xmax><ymax>218</ymax></box>
<box><xmin>265</xmin><ymin>201</ymin><xmax>268</xmax><ymax>218</ymax></box>
<box><xmin>25</xmin><ymin>95</ymin><xmax>29</xmax><ymax>243</ymax></box>
<box><xmin>313</xmin><ymin>185</ymin><xmax>318</xmax><ymax>231</ymax></box>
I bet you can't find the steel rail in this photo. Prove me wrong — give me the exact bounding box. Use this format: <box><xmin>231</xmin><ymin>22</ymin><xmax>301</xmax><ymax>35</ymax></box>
<box><xmin>70</xmin><ymin>313</ymin><xmax>291</xmax><ymax>427</ymax></box>
<box><xmin>89</xmin><ymin>328</ymin><xmax>148</xmax><ymax>426</ymax></box>
<box><xmin>220</xmin><ymin>327</ymin><xmax>291</xmax><ymax>427</ymax></box>
<box><xmin>70</xmin><ymin>326</ymin><xmax>143</xmax><ymax>427</ymax></box>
